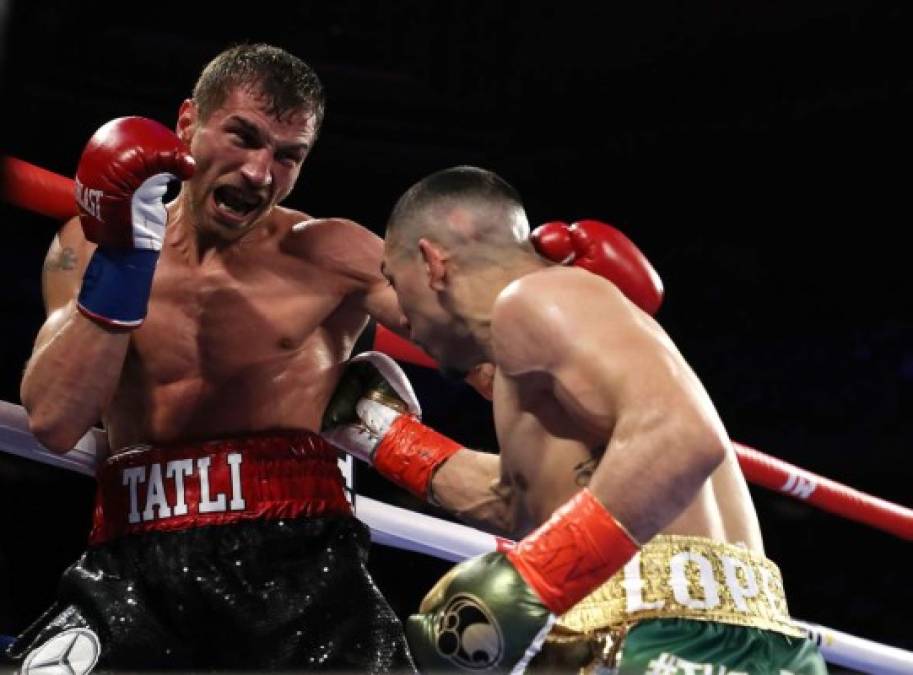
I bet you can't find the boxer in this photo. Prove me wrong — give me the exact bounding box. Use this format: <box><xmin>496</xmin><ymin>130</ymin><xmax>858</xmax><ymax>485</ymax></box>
<box><xmin>12</xmin><ymin>43</ymin><xmax>415</xmax><ymax>673</ymax></box>
<box><xmin>324</xmin><ymin>166</ymin><xmax>828</xmax><ymax>673</ymax></box>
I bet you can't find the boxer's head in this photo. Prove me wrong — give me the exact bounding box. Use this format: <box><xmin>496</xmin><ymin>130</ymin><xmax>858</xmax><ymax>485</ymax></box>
<box><xmin>175</xmin><ymin>44</ymin><xmax>324</xmax><ymax>241</ymax></box>
<box><xmin>383</xmin><ymin>166</ymin><xmax>542</xmax><ymax>377</ymax></box>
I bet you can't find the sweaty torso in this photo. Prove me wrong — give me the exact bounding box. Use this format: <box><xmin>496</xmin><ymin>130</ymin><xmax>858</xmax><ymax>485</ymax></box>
<box><xmin>104</xmin><ymin>209</ymin><xmax>371</xmax><ymax>451</ymax></box>
<box><xmin>492</xmin><ymin>362</ymin><xmax>765</xmax><ymax>553</ymax></box>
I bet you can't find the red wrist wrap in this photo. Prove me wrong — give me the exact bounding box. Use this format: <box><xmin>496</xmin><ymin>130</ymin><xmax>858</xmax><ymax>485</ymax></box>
<box><xmin>507</xmin><ymin>488</ymin><xmax>640</xmax><ymax>615</ymax></box>
<box><xmin>372</xmin><ymin>415</ymin><xmax>462</xmax><ymax>499</ymax></box>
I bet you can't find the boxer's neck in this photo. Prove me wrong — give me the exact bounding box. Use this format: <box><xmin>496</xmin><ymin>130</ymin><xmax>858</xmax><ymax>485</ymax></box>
<box><xmin>167</xmin><ymin>195</ymin><xmax>269</xmax><ymax>264</ymax></box>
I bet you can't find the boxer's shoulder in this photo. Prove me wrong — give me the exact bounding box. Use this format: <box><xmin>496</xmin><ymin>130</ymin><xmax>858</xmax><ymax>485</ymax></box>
<box><xmin>284</xmin><ymin>216</ymin><xmax>384</xmax><ymax>282</ymax></box>
<box><xmin>496</xmin><ymin>267</ymin><xmax>629</xmax><ymax>325</ymax></box>
<box><xmin>493</xmin><ymin>266</ymin><xmax>604</xmax><ymax>325</ymax></box>
<box><xmin>268</xmin><ymin>204</ymin><xmax>314</xmax><ymax>234</ymax></box>
<box><xmin>492</xmin><ymin>267</ymin><xmax>627</xmax><ymax>375</ymax></box>
<box><xmin>490</xmin><ymin>271</ymin><xmax>563</xmax><ymax>375</ymax></box>
<box><xmin>286</xmin><ymin>214</ymin><xmax>373</xmax><ymax>240</ymax></box>
<box><xmin>511</xmin><ymin>265</ymin><xmax>628</xmax><ymax>296</ymax></box>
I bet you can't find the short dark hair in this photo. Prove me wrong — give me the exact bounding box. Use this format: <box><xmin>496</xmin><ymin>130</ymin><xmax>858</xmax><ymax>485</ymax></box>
<box><xmin>386</xmin><ymin>166</ymin><xmax>531</xmax><ymax>262</ymax></box>
<box><xmin>192</xmin><ymin>43</ymin><xmax>325</xmax><ymax>131</ymax></box>
<box><xmin>389</xmin><ymin>166</ymin><xmax>522</xmax><ymax>230</ymax></box>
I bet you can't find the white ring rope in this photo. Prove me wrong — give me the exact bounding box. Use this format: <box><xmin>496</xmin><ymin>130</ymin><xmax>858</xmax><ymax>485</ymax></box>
<box><xmin>2</xmin><ymin>401</ymin><xmax>911</xmax><ymax>674</ymax></box>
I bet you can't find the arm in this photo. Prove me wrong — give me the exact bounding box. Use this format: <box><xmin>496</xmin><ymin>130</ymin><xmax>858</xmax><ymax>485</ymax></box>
<box><xmin>21</xmin><ymin>218</ymin><xmax>131</xmax><ymax>452</ymax></box>
<box><xmin>21</xmin><ymin>117</ymin><xmax>194</xmax><ymax>453</ymax></box>
<box><xmin>320</xmin><ymin>351</ymin><xmax>516</xmax><ymax>534</ymax></box>
<box><xmin>290</xmin><ymin>216</ymin><xmax>411</xmax><ymax>336</ymax></box>
<box><xmin>493</xmin><ymin>266</ymin><xmax>727</xmax><ymax>543</ymax></box>
<box><xmin>347</xmin><ymin>226</ymin><xmax>412</xmax><ymax>337</ymax></box>
<box><xmin>427</xmin><ymin>448</ymin><xmax>516</xmax><ymax>536</ymax></box>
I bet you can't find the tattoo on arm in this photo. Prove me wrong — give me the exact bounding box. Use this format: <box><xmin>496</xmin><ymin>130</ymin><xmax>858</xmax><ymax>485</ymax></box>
<box><xmin>573</xmin><ymin>457</ymin><xmax>598</xmax><ymax>487</ymax></box>
<box><xmin>43</xmin><ymin>247</ymin><xmax>77</xmax><ymax>272</ymax></box>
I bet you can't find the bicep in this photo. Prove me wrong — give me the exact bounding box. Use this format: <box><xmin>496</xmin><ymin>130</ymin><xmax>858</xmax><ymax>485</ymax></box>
<box><xmin>361</xmin><ymin>280</ymin><xmax>410</xmax><ymax>337</ymax></box>
<box><xmin>336</xmin><ymin>223</ymin><xmax>410</xmax><ymax>335</ymax></box>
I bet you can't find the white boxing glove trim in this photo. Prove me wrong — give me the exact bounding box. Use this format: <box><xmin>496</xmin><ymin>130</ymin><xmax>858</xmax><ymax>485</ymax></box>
<box><xmin>130</xmin><ymin>172</ymin><xmax>175</xmax><ymax>251</ymax></box>
<box><xmin>321</xmin><ymin>399</ymin><xmax>401</xmax><ymax>465</ymax></box>
<box><xmin>348</xmin><ymin>351</ymin><xmax>422</xmax><ymax>417</ymax></box>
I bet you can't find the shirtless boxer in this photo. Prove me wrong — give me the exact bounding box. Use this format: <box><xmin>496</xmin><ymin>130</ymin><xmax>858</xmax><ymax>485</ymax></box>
<box><xmin>322</xmin><ymin>166</ymin><xmax>828</xmax><ymax>673</ymax></box>
<box><xmin>9</xmin><ymin>43</ymin><xmax>418</xmax><ymax>672</ymax></box>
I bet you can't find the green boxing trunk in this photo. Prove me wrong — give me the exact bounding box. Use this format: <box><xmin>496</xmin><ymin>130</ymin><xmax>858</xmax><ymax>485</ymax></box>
<box><xmin>616</xmin><ymin>618</ymin><xmax>828</xmax><ymax>675</ymax></box>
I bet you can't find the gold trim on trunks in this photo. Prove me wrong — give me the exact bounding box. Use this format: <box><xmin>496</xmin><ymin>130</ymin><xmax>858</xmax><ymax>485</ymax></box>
<box><xmin>554</xmin><ymin>535</ymin><xmax>803</xmax><ymax>638</ymax></box>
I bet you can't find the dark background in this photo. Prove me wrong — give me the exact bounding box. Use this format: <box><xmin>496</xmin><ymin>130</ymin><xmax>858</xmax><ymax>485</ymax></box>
<box><xmin>0</xmin><ymin>0</ymin><xmax>911</xmax><ymax>670</ymax></box>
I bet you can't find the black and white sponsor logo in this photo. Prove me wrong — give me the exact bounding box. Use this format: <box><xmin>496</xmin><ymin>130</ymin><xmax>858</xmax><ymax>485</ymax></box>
<box><xmin>21</xmin><ymin>628</ymin><xmax>100</xmax><ymax>675</ymax></box>
<box><xmin>434</xmin><ymin>593</ymin><xmax>503</xmax><ymax>670</ymax></box>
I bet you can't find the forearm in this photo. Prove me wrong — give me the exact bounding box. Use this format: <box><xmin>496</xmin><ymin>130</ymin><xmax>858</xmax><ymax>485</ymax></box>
<box><xmin>322</xmin><ymin>352</ymin><xmax>513</xmax><ymax>526</ymax></box>
<box><xmin>21</xmin><ymin>305</ymin><xmax>129</xmax><ymax>452</ymax></box>
<box><xmin>589</xmin><ymin>411</ymin><xmax>727</xmax><ymax>543</ymax></box>
<box><xmin>429</xmin><ymin>448</ymin><xmax>516</xmax><ymax>536</ymax></box>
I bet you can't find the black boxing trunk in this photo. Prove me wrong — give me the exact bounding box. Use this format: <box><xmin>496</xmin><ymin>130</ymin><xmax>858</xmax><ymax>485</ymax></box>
<box><xmin>7</xmin><ymin>431</ymin><xmax>416</xmax><ymax>673</ymax></box>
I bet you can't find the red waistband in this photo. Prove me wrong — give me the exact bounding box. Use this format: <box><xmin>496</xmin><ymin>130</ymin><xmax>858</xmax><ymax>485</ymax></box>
<box><xmin>89</xmin><ymin>430</ymin><xmax>351</xmax><ymax>545</ymax></box>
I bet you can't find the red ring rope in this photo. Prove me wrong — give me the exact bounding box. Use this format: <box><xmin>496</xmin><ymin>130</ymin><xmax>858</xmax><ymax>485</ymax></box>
<box><xmin>3</xmin><ymin>153</ymin><xmax>911</xmax><ymax>541</ymax></box>
<box><xmin>735</xmin><ymin>441</ymin><xmax>913</xmax><ymax>540</ymax></box>
<box><xmin>1</xmin><ymin>156</ymin><xmax>77</xmax><ymax>221</ymax></box>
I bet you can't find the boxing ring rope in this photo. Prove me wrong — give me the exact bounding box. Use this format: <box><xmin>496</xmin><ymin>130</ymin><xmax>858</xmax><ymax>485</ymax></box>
<box><xmin>3</xmin><ymin>155</ymin><xmax>913</xmax><ymax>671</ymax></box>
<box><xmin>733</xmin><ymin>441</ymin><xmax>913</xmax><ymax>541</ymax></box>
<box><xmin>0</xmin><ymin>156</ymin><xmax>79</xmax><ymax>222</ymax></box>
<box><xmin>1</xmin><ymin>402</ymin><xmax>912</xmax><ymax>673</ymax></box>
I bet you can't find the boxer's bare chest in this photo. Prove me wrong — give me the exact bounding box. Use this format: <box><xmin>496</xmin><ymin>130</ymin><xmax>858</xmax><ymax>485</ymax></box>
<box><xmin>105</xmin><ymin>240</ymin><xmax>365</xmax><ymax>447</ymax></box>
<box><xmin>493</xmin><ymin>370</ymin><xmax>606</xmax><ymax>530</ymax></box>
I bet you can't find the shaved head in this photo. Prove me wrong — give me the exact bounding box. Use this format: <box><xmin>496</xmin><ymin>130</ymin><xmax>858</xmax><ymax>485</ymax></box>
<box><xmin>382</xmin><ymin>166</ymin><xmax>548</xmax><ymax>378</ymax></box>
<box><xmin>386</xmin><ymin>166</ymin><xmax>534</xmax><ymax>267</ymax></box>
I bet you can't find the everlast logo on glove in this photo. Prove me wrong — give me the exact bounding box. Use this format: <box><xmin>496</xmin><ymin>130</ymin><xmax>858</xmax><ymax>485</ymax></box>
<box><xmin>74</xmin><ymin>177</ymin><xmax>103</xmax><ymax>221</ymax></box>
<box><xmin>435</xmin><ymin>593</ymin><xmax>504</xmax><ymax>670</ymax></box>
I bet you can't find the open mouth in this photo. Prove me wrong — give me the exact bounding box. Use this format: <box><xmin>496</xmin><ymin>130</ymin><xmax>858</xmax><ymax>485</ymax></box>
<box><xmin>213</xmin><ymin>185</ymin><xmax>263</xmax><ymax>220</ymax></box>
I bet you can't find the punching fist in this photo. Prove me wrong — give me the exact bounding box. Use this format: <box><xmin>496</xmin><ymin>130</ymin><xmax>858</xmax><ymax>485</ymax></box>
<box><xmin>321</xmin><ymin>352</ymin><xmax>463</xmax><ymax>500</ymax></box>
<box><xmin>531</xmin><ymin>220</ymin><xmax>664</xmax><ymax>315</ymax></box>
<box><xmin>75</xmin><ymin>117</ymin><xmax>194</xmax><ymax>328</ymax></box>
<box><xmin>407</xmin><ymin>552</ymin><xmax>554</xmax><ymax>673</ymax></box>
<box><xmin>407</xmin><ymin>489</ymin><xmax>640</xmax><ymax>672</ymax></box>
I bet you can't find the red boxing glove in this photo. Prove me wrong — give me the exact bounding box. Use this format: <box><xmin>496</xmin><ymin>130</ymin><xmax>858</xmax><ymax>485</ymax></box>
<box><xmin>75</xmin><ymin>117</ymin><xmax>195</xmax><ymax>328</ymax></box>
<box><xmin>75</xmin><ymin>116</ymin><xmax>195</xmax><ymax>250</ymax></box>
<box><xmin>532</xmin><ymin>219</ymin><xmax>664</xmax><ymax>315</ymax></box>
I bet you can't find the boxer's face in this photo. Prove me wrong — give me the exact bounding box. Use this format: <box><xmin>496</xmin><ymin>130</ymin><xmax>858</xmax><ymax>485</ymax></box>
<box><xmin>177</xmin><ymin>86</ymin><xmax>317</xmax><ymax>240</ymax></box>
<box><xmin>382</xmin><ymin>246</ymin><xmax>483</xmax><ymax>379</ymax></box>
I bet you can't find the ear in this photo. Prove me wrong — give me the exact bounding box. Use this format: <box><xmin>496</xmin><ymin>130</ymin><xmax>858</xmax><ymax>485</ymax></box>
<box><xmin>176</xmin><ymin>99</ymin><xmax>197</xmax><ymax>145</ymax></box>
<box><xmin>418</xmin><ymin>238</ymin><xmax>448</xmax><ymax>292</ymax></box>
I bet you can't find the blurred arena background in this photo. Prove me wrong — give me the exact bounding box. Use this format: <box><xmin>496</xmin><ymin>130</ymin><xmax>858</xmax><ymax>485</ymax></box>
<box><xmin>1</xmin><ymin>2</ymin><xmax>910</xmax><ymax>671</ymax></box>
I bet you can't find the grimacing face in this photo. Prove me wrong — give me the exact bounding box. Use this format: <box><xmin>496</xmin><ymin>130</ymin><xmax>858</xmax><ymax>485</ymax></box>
<box><xmin>177</xmin><ymin>86</ymin><xmax>318</xmax><ymax>240</ymax></box>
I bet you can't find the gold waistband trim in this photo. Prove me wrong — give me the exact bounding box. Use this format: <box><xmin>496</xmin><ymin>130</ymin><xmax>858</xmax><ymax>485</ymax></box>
<box><xmin>554</xmin><ymin>535</ymin><xmax>802</xmax><ymax>638</ymax></box>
